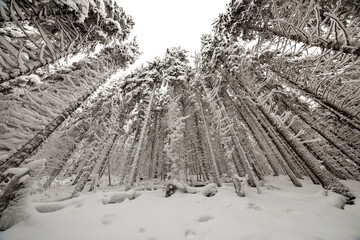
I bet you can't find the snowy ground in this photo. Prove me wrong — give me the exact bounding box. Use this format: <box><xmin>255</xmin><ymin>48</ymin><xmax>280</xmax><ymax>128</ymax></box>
<box><xmin>2</xmin><ymin>176</ymin><xmax>360</xmax><ymax>240</ymax></box>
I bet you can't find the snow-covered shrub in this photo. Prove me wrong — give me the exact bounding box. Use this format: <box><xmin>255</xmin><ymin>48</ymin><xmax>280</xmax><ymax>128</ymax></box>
<box><xmin>0</xmin><ymin>159</ymin><xmax>45</xmax><ymax>230</ymax></box>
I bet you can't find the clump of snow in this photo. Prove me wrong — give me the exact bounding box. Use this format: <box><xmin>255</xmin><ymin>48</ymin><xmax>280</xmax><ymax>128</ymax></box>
<box><xmin>3</xmin><ymin>159</ymin><xmax>46</xmax><ymax>178</ymax></box>
<box><xmin>3</xmin><ymin>168</ymin><xmax>29</xmax><ymax>177</ymax></box>
<box><xmin>56</xmin><ymin>0</ymin><xmax>94</xmax><ymax>23</ymax></box>
<box><xmin>102</xmin><ymin>189</ymin><xmax>140</xmax><ymax>204</ymax></box>
<box><xmin>201</xmin><ymin>183</ymin><xmax>217</xmax><ymax>197</ymax></box>
<box><xmin>25</xmin><ymin>159</ymin><xmax>46</xmax><ymax>172</ymax></box>
<box><xmin>3</xmin><ymin>176</ymin><xmax>360</xmax><ymax>240</ymax></box>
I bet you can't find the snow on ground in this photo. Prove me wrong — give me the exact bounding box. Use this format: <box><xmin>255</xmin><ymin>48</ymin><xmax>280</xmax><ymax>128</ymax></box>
<box><xmin>2</xmin><ymin>176</ymin><xmax>360</xmax><ymax>240</ymax></box>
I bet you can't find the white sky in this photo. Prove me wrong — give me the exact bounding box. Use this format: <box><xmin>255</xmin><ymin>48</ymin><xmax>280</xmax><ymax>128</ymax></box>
<box><xmin>117</xmin><ymin>0</ymin><xmax>229</xmax><ymax>68</ymax></box>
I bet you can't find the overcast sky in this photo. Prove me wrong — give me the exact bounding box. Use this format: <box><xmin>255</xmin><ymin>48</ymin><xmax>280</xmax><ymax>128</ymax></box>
<box><xmin>118</xmin><ymin>0</ymin><xmax>229</xmax><ymax>67</ymax></box>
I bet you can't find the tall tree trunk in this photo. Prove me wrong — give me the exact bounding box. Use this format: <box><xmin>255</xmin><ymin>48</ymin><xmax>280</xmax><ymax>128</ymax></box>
<box><xmin>222</xmin><ymin>95</ymin><xmax>281</xmax><ymax>176</ymax></box>
<box><xmin>198</xmin><ymin>98</ymin><xmax>222</xmax><ymax>187</ymax></box>
<box><xmin>280</xmin><ymin>97</ymin><xmax>360</xmax><ymax>167</ymax></box>
<box><xmin>219</xmin><ymin>101</ymin><xmax>262</xmax><ymax>193</ymax></box>
<box><xmin>0</xmin><ymin>81</ymin><xmax>103</xmax><ymax>176</ymax></box>
<box><xmin>225</xmin><ymin>75</ymin><xmax>304</xmax><ymax>184</ymax></box>
<box><xmin>89</xmin><ymin>134</ymin><xmax>118</xmax><ymax>191</ymax></box>
<box><xmin>125</xmin><ymin>87</ymin><xmax>155</xmax><ymax>190</ymax></box>
<box><xmin>259</xmin><ymin>106</ymin><xmax>354</xmax><ymax>202</ymax></box>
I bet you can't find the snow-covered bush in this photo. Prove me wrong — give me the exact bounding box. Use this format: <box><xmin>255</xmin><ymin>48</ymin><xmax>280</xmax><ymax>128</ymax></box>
<box><xmin>0</xmin><ymin>159</ymin><xmax>45</xmax><ymax>231</ymax></box>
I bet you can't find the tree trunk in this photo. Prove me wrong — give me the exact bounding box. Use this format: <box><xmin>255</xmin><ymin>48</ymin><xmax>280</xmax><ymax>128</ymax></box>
<box><xmin>125</xmin><ymin>87</ymin><xmax>155</xmax><ymax>190</ymax></box>
<box><xmin>219</xmin><ymin>102</ymin><xmax>262</xmax><ymax>194</ymax></box>
<box><xmin>259</xmin><ymin>106</ymin><xmax>354</xmax><ymax>202</ymax></box>
<box><xmin>198</xmin><ymin>98</ymin><xmax>222</xmax><ymax>187</ymax></box>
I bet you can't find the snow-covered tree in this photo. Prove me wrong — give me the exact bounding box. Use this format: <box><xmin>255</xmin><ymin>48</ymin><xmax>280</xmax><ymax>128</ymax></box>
<box><xmin>0</xmin><ymin>0</ymin><xmax>134</xmax><ymax>82</ymax></box>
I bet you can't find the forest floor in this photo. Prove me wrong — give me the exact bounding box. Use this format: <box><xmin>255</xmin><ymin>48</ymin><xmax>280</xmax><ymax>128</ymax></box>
<box><xmin>2</xmin><ymin>176</ymin><xmax>360</xmax><ymax>240</ymax></box>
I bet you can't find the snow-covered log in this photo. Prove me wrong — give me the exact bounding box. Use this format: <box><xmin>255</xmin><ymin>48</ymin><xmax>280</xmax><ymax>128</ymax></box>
<box><xmin>165</xmin><ymin>179</ymin><xmax>217</xmax><ymax>198</ymax></box>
